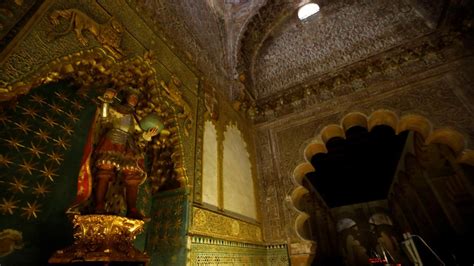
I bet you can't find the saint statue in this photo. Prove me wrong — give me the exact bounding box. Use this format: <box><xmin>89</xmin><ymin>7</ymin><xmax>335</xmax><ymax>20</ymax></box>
<box><xmin>89</xmin><ymin>87</ymin><xmax>161</xmax><ymax>219</ymax></box>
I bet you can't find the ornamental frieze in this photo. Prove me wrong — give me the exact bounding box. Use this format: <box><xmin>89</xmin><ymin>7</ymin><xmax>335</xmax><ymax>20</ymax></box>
<box><xmin>190</xmin><ymin>207</ymin><xmax>263</xmax><ymax>244</ymax></box>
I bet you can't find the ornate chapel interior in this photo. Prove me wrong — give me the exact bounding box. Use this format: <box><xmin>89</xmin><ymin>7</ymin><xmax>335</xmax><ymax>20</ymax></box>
<box><xmin>0</xmin><ymin>0</ymin><xmax>473</xmax><ymax>265</ymax></box>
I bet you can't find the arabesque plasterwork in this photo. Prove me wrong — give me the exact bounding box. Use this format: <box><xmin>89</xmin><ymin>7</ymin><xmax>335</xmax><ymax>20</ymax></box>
<box><xmin>190</xmin><ymin>207</ymin><xmax>263</xmax><ymax>244</ymax></box>
<box><xmin>253</xmin><ymin>0</ymin><xmax>432</xmax><ymax>97</ymax></box>
<box><xmin>232</xmin><ymin>30</ymin><xmax>470</xmax><ymax>123</ymax></box>
<box><xmin>254</xmin><ymin>43</ymin><xmax>474</xmax><ymax>243</ymax></box>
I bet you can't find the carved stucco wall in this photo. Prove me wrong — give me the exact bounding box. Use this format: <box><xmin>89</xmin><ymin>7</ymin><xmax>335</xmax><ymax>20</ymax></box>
<box><xmin>255</xmin><ymin>48</ymin><xmax>474</xmax><ymax>243</ymax></box>
<box><xmin>253</xmin><ymin>30</ymin><xmax>472</xmax><ymax>123</ymax></box>
<box><xmin>0</xmin><ymin>0</ymin><xmax>44</xmax><ymax>49</ymax></box>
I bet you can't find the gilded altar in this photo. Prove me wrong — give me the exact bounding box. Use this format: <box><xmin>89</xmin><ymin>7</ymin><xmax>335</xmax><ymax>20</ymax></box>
<box><xmin>48</xmin><ymin>215</ymin><xmax>149</xmax><ymax>264</ymax></box>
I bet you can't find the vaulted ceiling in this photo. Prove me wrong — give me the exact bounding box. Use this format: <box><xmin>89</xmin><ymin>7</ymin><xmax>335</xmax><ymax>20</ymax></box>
<box><xmin>135</xmin><ymin>0</ymin><xmax>467</xmax><ymax>101</ymax></box>
<box><xmin>135</xmin><ymin>0</ymin><xmax>266</xmax><ymax>96</ymax></box>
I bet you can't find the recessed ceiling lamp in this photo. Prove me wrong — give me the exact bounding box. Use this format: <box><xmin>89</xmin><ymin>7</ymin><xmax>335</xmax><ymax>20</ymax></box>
<box><xmin>298</xmin><ymin>2</ymin><xmax>320</xmax><ymax>20</ymax></box>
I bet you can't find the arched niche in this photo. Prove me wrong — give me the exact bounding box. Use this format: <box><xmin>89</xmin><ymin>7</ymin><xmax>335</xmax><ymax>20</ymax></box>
<box><xmin>222</xmin><ymin>123</ymin><xmax>257</xmax><ymax>220</ymax></box>
<box><xmin>1</xmin><ymin>48</ymin><xmax>191</xmax><ymax>201</ymax></box>
<box><xmin>201</xmin><ymin>120</ymin><xmax>219</xmax><ymax>207</ymax></box>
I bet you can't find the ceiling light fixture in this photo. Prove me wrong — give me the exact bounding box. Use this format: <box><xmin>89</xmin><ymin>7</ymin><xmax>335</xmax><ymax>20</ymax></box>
<box><xmin>298</xmin><ymin>2</ymin><xmax>320</xmax><ymax>20</ymax></box>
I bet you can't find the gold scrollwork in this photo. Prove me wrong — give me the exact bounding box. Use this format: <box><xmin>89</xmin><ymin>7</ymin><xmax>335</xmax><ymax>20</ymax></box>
<box><xmin>190</xmin><ymin>207</ymin><xmax>263</xmax><ymax>243</ymax></box>
<box><xmin>48</xmin><ymin>215</ymin><xmax>149</xmax><ymax>264</ymax></box>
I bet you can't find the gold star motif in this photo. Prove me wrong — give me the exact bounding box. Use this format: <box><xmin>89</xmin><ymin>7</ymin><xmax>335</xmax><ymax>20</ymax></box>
<box><xmin>47</xmin><ymin>151</ymin><xmax>64</xmax><ymax>165</ymax></box>
<box><xmin>0</xmin><ymin>197</ymin><xmax>19</xmax><ymax>215</ymax></box>
<box><xmin>32</xmin><ymin>182</ymin><xmax>50</xmax><ymax>197</ymax></box>
<box><xmin>35</xmin><ymin>128</ymin><xmax>51</xmax><ymax>142</ymax></box>
<box><xmin>14</xmin><ymin>121</ymin><xmax>32</xmax><ymax>134</ymax></box>
<box><xmin>48</xmin><ymin>102</ymin><xmax>64</xmax><ymax>114</ymax></box>
<box><xmin>0</xmin><ymin>154</ymin><xmax>14</xmax><ymax>168</ymax></box>
<box><xmin>18</xmin><ymin>158</ymin><xmax>37</xmax><ymax>175</ymax></box>
<box><xmin>22</xmin><ymin>201</ymin><xmax>41</xmax><ymax>219</ymax></box>
<box><xmin>30</xmin><ymin>94</ymin><xmax>46</xmax><ymax>105</ymax></box>
<box><xmin>71</xmin><ymin>100</ymin><xmax>84</xmax><ymax>110</ymax></box>
<box><xmin>60</xmin><ymin>123</ymin><xmax>74</xmax><ymax>135</ymax></box>
<box><xmin>53</xmin><ymin>137</ymin><xmax>69</xmax><ymax>150</ymax></box>
<box><xmin>0</xmin><ymin>113</ymin><xmax>11</xmax><ymax>126</ymax></box>
<box><xmin>9</xmin><ymin>177</ymin><xmax>28</xmax><ymax>193</ymax></box>
<box><xmin>54</xmin><ymin>91</ymin><xmax>69</xmax><ymax>102</ymax></box>
<box><xmin>41</xmin><ymin>115</ymin><xmax>59</xmax><ymax>127</ymax></box>
<box><xmin>1</xmin><ymin>136</ymin><xmax>24</xmax><ymax>151</ymax></box>
<box><xmin>40</xmin><ymin>164</ymin><xmax>58</xmax><ymax>182</ymax></box>
<box><xmin>20</xmin><ymin>106</ymin><xmax>39</xmax><ymax>118</ymax></box>
<box><xmin>65</xmin><ymin>111</ymin><xmax>79</xmax><ymax>123</ymax></box>
<box><xmin>27</xmin><ymin>142</ymin><xmax>45</xmax><ymax>158</ymax></box>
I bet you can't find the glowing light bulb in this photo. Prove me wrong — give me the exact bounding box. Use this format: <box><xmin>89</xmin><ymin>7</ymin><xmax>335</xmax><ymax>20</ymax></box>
<box><xmin>298</xmin><ymin>3</ymin><xmax>320</xmax><ymax>20</ymax></box>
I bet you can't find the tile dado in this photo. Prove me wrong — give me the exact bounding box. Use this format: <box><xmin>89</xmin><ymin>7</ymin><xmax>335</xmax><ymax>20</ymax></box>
<box><xmin>190</xmin><ymin>207</ymin><xmax>263</xmax><ymax>243</ymax></box>
<box><xmin>189</xmin><ymin>236</ymin><xmax>288</xmax><ymax>266</ymax></box>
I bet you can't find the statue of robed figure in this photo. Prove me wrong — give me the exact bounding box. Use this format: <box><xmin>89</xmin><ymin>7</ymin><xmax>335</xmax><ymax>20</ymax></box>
<box><xmin>73</xmin><ymin>87</ymin><xmax>165</xmax><ymax>220</ymax></box>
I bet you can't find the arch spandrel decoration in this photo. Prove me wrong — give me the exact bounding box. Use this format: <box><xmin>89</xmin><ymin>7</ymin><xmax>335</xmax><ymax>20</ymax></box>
<box><xmin>0</xmin><ymin>48</ymin><xmax>192</xmax><ymax>194</ymax></box>
<box><xmin>287</xmin><ymin>108</ymin><xmax>474</xmax><ymax>264</ymax></box>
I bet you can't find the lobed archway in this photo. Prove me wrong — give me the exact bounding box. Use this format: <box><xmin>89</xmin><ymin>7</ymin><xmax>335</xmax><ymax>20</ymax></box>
<box><xmin>288</xmin><ymin>109</ymin><xmax>474</xmax><ymax>264</ymax></box>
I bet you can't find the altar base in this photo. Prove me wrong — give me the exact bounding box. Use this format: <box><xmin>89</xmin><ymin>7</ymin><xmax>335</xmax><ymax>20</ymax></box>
<box><xmin>49</xmin><ymin>215</ymin><xmax>150</xmax><ymax>265</ymax></box>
